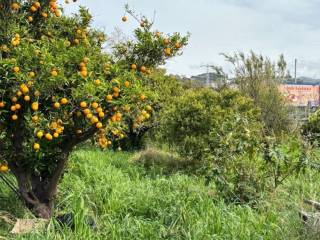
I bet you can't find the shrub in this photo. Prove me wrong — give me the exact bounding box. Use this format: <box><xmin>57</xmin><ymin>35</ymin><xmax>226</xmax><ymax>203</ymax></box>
<box><xmin>223</xmin><ymin>51</ymin><xmax>292</xmax><ymax>135</ymax></box>
<box><xmin>0</xmin><ymin>1</ymin><xmax>187</xmax><ymax>218</ymax></box>
<box><xmin>158</xmin><ymin>88</ymin><xmax>266</xmax><ymax>202</ymax></box>
<box><xmin>302</xmin><ymin>109</ymin><xmax>320</xmax><ymax>145</ymax></box>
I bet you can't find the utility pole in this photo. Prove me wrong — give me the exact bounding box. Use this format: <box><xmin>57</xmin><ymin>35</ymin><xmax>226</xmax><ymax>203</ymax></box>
<box><xmin>206</xmin><ymin>64</ymin><xmax>210</xmax><ymax>87</ymax></box>
<box><xmin>200</xmin><ymin>64</ymin><xmax>211</xmax><ymax>87</ymax></box>
<box><xmin>294</xmin><ymin>58</ymin><xmax>297</xmax><ymax>84</ymax></box>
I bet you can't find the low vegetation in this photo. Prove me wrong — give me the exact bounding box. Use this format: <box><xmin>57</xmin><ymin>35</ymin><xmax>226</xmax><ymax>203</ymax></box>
<box><xmin>1</xmin><ymin>149</ymin><xmax>320</xmax><ymax>239</ymax></box>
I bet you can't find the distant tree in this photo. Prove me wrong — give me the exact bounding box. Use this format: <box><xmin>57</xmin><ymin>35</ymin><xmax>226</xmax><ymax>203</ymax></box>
<box><xmin>223</xmin><ymin>51</ymin><xmax>291</xmax><ymax>135</ymax></box>
<box><xmin>118</xmin><ymin>69</ymin><xmax>185</xmax><ymax>150</ymax></box>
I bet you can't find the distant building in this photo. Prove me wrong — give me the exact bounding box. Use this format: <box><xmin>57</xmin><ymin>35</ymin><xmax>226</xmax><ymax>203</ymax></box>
<box><xmin>189</xmin><ymin>72</ymin><xmax>231</xmax><ymax>88</ymax></box>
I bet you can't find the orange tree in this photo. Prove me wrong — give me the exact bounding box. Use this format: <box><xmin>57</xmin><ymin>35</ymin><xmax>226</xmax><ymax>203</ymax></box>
<box><xmin>115</xmin><ymin>69</ymin><xmax>185</xmax><ymax>150</ymax></box>
<box><xmin>0</xmin><ymin>0</ymin><xmax>187</xmax><ymax>218</ymax></box>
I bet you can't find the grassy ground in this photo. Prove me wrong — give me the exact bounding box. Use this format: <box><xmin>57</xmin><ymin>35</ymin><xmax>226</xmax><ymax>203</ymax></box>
<box><xmin>1</xmin><ymin>148</ymin><xmax>320</xmax><ymax>239</ymax></box>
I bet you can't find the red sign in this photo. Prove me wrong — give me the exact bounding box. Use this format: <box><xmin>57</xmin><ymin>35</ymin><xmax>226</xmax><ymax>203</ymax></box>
<box><xmin>279</xmin><ymin>84</ymin><xmax>320</xmax><ymax>107</ymax></box>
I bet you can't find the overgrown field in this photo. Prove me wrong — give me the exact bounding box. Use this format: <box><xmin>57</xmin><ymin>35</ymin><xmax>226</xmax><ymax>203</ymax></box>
<box><xmin>1</xmin><ymin>148</ymin><xmax>320</xmax><ymax>239</ymax></box>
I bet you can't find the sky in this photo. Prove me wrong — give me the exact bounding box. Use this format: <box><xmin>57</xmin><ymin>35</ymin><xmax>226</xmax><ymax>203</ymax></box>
<box><xmin>64</xmin><ymin>0</ymin><xmax>320</xmax><ymax>78</ymax></box>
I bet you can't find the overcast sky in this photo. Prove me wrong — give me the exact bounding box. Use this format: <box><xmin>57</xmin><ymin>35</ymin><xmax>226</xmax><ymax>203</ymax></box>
<box><xmin>64</xmin><ymin>0</ymin><xmax>320</xmax><ymax>78</ymax></box>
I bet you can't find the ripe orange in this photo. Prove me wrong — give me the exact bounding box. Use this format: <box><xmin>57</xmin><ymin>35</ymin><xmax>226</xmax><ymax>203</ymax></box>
<box><xmin>140</xmin><ymin>66</ymin><xmax>146</xmax><ymax>73</ymax></box>
<box><xmin>92</xmin><ymin>102</ymin><xmax>99</xmax><ymax>109</ymax></box>
<box><xmin>12</xmin><ymin>97</ymin><xmax>18</xmax><ymax>103</ymax></box>
<box><xmin>27</xmin><ymin>81</ymin><xmax>34</xmax><ymax>87</ymax></box>
<box><xmin>98</xmin><ymin>112</ymin><xmax>105</xmax><ymax>118</ymax></box>
<box><xmin>113</xmin><ymin>86</ymin><xmax>120</xmax><ymax>93</ymax></box>
<box><xmin>0</xmin><ymin>102</ymin><xmax>5</xmax><ymax>108</ymax></box>
<box><xmin>54</xmin><ymin>9</ymin><xmax>62</xmax><ymax>17</ymax></box>
<box><xmin>11</xmin><ymin>106</ymin><xmax>17</xmax><ymax>111</ymax></box>
<box><xmin>0</xmin><ymin>164</ymin><xmax>9</xmax><ymax>173</ymax></box>
<box><xmin>28</xmin><ymin>16</ymin><xmax>33</xmax><ymax>22</ymax></box>
<box><xmin>32</xmin><ymin>115</ymin><xmax>39</xmax><ymax>122</ymax></box>
<box><xmin>30</xmin><ymin>6</ymin><xmax>38</xmax><ymax>13</ymax></box>
<box><xmin>124</xmin><ymin>81</ymin><xmax>130</xmax><ymax>87</ymax></box>
<box><xmin>36</xmin><ymin>131</ymin><xmax>44</xmax><ymax>139</ymax></box>
<box><xmin>164</xmin><ymin>48</ymin><xmax>172</xmax><ymax>56</ymax></box>
<box><xmin>106</xmin><ymin>95</ymin><xmax>113</xmax><ymax>101</ymax></box>
<box><xmin>111</xmin><ymin>116</ymin><xmax>117</xmax><ymax>122</ymax></box>
<box><xmin>51</xmin><ymin>70</ymin><xmax>58</xmax><ymax>77</ymax></box>
<box><xmin>146</xmin><ymin>105</ymin><xmax>152</xmax><ymax>111</ymax></box>
<box><xmin>28</xmin><ymin>71</ymin><xmax>35</xmax><ymax>78</ymax></box>
<box><xmin>41</xmin><ymin>12</ymin><xmax>48</xmax><ymax>18</ymax></box>
<box><xmin>80</xmin><ymin>70</ymin><xmax>88</xmax><ymax>77</ymax></box>
<box><xmin>80</xmin><ymin>101</ymin><xmax>87</xmax><ymax>108</ymax></box>
<box><xmin>86</xmin><ymin>113</ymin><xmax>93</xmax><ymax>119</ymax></box>
<box><xmin>12</xmin><ymin>115</ymin><xmax>18</xmax><ymax>121</ymax></box>
<box><xmin>60</xmin><ymin>98</ymin><xmax>68</xmax><ymax>105</ymax></box>
<box><xmin>45</xmin><ymin>133</ymin><xmax>53</xmax><ymax>141</ymax></box>
<box><xmin>94</xmin><ymin>79</ymin><xmax>101</xmax><ymax>85</ymax></box>
<box><xmin>91</xmin><ymin>116</ymin><xmax>99</xmax><ymax>124</ymax></box>
<box><xmin>15</xmin><ymin>104</ymin><xmax>21</xmax><ymax>110</ymax></box>
<box><xmin>140</xmin><ymin>94</ymin><xmax>146</xmax><ymax>101</ymax></box>
<box><xmin>131</xmin><ymin>64</ymin><xmax>137</xmax><ymax>70</ymax></box>
<box><xmin>53</xmin><ymin>132</ymin><xmax>59</xmax><ymax>138</ymax></box>
<box><xmin>96</xmin><ymin>107</ymin><xmax>103</xmax><ymax>113</ymax></box>
<box><xmin>53</xmin><ymin>102</ymin><xmax>60</xmax><ymax>109</ymax></box>
<box><xmin>145</xmin><ymin>113</ymin><xmax>151</xmax><ymax>119</ymax></box>
<box><xmin>31</xmin><ymin>102</ymin><xmax>39</xmax><ymax>111</ymax></box>
<box><xmin>34</xmin><ymin>90</ymin><xmax>40</xmax><ymax>97</ymax></box>
<box><xmin>33</xmin><ymin>143</ymin><xmax>40</xmax><ymax>150</ymax></box>
<box><xmin>96</xmin><ymin>122</ymin><xmax>103</xmax><ymax>129</ymax></box>
<box><xmin>33</xmin><ymin>2</ymin><xmax>41</xmax><ymax>8</ymax></box>
<box><xmin>11</xmin><ymin>3</ymin><xmax>20</xmax><ymax>10</ymax></box>
<box><xmin>13</xmin><ymin>66</ymin><xmax>20</xmax><ymax>73</ymax></box>
<box><xmin>79</xmin><ymin>65</ymin><xmax>87</xmax><ymax>71</ymax></box>
<box><xmin>83</xmin><ymin>108</ymin><xmax>91</xmax><ymax>115</ymax></box>
<box><xmin>20</xmin><ymin>84</ymin><xmax>29</xmax><ymax>94</ymax></box>
<box><xmin>24</xmin><ymin>96</ymin><xmax>30</xmax><ymax>101</ymax></box>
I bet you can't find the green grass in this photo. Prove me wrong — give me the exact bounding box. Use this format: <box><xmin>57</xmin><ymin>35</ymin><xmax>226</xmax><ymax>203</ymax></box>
<box><xmin>1</xmin><ymin>148</ymin><xmax>320</xmax><ymax>239</ymax></box>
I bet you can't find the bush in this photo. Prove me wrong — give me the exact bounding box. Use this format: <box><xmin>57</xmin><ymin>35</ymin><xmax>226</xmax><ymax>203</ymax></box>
<box><xmin>117</xmin><ymin>69</ymin><xmax>186</xmax><ymax>150</ymax></box>
<box><xmin>224</xmin><ymin>52</ymin><xmax>292</xmax><ymax>135</ymax></box>
<box><xmin>158</xmin><ymin>88</ymin><xmax>266</xmax><ymax>202</ymax></box>
<box><xmin>303</xmin><ymin>109</ymin><xmax>320</xmax><ymax>145</ymax></box>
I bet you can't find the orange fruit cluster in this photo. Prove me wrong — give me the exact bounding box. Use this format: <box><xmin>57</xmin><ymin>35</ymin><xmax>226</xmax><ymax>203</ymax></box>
<box><xmin>79</xmin><ymin>58</ymin><xmax>89</xmax><ymax>78</ymax></box>
<box><xmin>11</xmin><ymin>34</ymin><xmax>20</xmax><ymax>46</ymax></box>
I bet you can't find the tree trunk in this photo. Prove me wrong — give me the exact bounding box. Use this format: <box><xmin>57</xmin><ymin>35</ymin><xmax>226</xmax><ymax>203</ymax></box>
<box><xmin>9</xmin><ymin>127</ymin><xmax>98</xmax><ymax>219</ymax></box>
<box><xmin>11</xmin><ymin>167</ymin><xmax>54</xmax><ymax>219</ymax></box>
